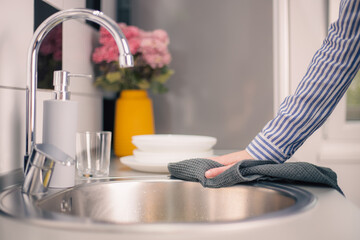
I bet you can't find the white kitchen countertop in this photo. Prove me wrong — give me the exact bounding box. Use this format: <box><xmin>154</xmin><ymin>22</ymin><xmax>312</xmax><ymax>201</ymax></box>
<box><xmin>1</xmin><ymin>156</ymin><xmax>360</xmax><ymax>240</ymax></box>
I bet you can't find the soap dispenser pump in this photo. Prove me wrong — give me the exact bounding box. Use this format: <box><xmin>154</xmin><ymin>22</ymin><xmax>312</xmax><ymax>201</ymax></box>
<box><xmin>42</xmin><ymin>70</ymin><xmax>90</xmax><ymax>188</ymax></box>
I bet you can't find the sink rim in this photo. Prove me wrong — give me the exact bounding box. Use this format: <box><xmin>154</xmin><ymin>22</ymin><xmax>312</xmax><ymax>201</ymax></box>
<box><xmin>0</xmin><ymin>176</ymin><xmax>316</xmax><ymax>232</ymax></box>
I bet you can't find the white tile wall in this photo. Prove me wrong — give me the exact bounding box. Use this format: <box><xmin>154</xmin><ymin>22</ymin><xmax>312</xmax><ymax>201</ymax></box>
<box><xmin>0</xmin><ymin>87</ymin><xmax>26</xmax><ymax>173</ymax></box>
<box><xmin>0</xmin><ymin>0</ymin><xmax>33</xmax><ymax>88</ymax></box>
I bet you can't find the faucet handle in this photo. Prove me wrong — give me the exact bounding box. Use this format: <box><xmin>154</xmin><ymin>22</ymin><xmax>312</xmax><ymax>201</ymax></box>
<box><xmin>22</xmin><ymin>143</ymin><xmax>75</xmax><ymax>195</ymax></box>
<box><xmin>34</xmin><ymin>143</ymin><xmax>75</xmax><ymax>167</ymax></box>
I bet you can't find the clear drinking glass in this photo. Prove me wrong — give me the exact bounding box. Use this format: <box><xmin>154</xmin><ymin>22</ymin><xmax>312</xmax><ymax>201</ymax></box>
<box><xmin>76</xmin><ymin>131</ymin><xmax>112</xmax><ymax>178</ymax></box>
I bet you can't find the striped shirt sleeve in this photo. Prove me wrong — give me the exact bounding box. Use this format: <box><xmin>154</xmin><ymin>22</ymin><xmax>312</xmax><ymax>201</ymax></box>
<box><xmin>246</xmin><ymin>0</ymin><xmax>360</xmax><ymax>163</ymax></box>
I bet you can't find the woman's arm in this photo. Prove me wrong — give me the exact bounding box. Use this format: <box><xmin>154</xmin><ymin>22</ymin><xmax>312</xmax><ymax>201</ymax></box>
<box><xmin>247</xmin><ymin>0</ymin><xmax>360</xmax><ymax>162</ymax></box>
<box><xmin>206</xmin><ymin>0</ymin><xmax>360</xmax><ymax>178</ymax></box>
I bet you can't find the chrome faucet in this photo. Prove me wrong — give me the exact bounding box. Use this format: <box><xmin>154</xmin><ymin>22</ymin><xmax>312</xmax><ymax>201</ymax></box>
<box><xmin>22</xmin><ymin>143</ymin><xmax>74</xmax><ymax>195</ymax></box>
<box><xmin>22</xmin><ymin>8</ymin><xmax>134</xmax><ymax>195</ymax></box>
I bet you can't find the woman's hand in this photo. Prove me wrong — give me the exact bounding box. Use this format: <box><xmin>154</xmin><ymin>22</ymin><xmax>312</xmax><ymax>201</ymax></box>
<box><xmin>205</xmin><ymin>150</ymin><xmax>254</xmax><ymax>179</ymax></box>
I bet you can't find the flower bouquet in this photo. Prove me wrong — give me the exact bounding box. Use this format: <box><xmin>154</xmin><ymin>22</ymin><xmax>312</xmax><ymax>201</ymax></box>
<box><xmin>92</xmin><ymin>23</ymin><xmax>174</xmax><ymax>94</ymax></box>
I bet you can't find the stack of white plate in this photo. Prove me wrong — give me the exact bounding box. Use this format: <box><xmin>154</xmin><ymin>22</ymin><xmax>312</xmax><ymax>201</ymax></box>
<box><xmin>120</xmin><ymin>134</ymin><xmax>217</xmax><ymax>173</ymax></box>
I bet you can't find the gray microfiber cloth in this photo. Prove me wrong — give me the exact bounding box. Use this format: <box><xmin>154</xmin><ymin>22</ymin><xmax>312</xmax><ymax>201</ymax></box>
<box><xmin>168</xmin><ymin>159</ymin><xmax>344</xmax><ymax>195</ymax></box>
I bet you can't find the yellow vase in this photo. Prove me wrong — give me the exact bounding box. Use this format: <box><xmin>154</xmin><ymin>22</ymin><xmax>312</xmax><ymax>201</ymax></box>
<box><xmin>113</xmin><ymin>90</ymin><xmax>155</xmax><ymax>156</ymax></box>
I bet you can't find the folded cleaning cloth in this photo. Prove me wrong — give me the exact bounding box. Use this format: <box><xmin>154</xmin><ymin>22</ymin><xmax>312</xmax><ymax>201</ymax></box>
<box><xmin>168</xmin><ymin>159</ymin><xmax>344</xmax><ymax>195</ymax></box>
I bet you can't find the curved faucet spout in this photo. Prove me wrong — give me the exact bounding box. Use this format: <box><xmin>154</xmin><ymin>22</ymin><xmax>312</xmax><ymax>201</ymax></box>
<box><xmin>24</xmin><ymin>8</ymin><xmax>134</xmax><ymax>170</ymax></box>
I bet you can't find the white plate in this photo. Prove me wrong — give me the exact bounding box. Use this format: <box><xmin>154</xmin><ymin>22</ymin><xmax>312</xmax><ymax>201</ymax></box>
<box><xmin>133</xmin><ymin>149</ymin><xmax>214</xmax><ymax>163</ymax></box>
<box><xmin>120</xmin><ymin>156</ymin><xmax>169</xmax><ymax>173</ymax></box>
<box><xmin>132</xmin><ymin>134</ymin><xmax>217</xmax><ymax>152</ymax></box>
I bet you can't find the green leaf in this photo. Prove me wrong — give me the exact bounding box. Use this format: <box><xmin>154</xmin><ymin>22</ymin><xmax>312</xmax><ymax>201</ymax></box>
<box><xmin>93</xmin><ymin>76</ymin><xmax>121</xmax><ymax>92</ymax></box>
<box><xmin>150</xmin><ymin>81</ymin><xmax>168</xmax><ymax>94</ymax></box>
<box><xmin>151</xmin><ymin>69</ymin><xmax>174</xmax><ymax>84</ymax></box>
<box><xmin>94</xmin><ymin>76</ymin><xmax>105</xmax><ymax>86</ymax></box>
<box><xmin>106</xmin><ymin>71</ymin><xmax>122</xmax><ymax>83</ymax></box>
<box><xmin>137</xmin><ymin>79</ymin><xmax>151</xmax><ymax>89</ymax></box>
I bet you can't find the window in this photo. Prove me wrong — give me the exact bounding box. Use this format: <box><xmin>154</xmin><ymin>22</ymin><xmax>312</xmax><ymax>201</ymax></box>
<box><xmin>346</xmin><ymin>71</ymin><xmax>360</xmax><ymax>121</ymax></box>
<box><xmin>319</xmin><ymin>0</ymin><xmax>360</xmax><ymax>162</ymax></box>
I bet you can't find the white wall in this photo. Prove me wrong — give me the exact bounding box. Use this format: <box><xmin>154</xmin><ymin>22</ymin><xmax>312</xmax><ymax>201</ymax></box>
<box><xmin>0</xmin><ymin>0</ymin><xmax>104</xmax><ymax>174</ymax></box>
<box><xmin>131</xmin><ymin>0</ymin><xmax>274</xmax><ymax>150</ymax></box>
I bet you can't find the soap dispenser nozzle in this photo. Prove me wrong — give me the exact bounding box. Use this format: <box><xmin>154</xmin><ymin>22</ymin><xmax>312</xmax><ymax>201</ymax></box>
<box><xmin>53</xmin><ymin>70</ymin><xmax>92</xmax><ymax>100</ymax></box>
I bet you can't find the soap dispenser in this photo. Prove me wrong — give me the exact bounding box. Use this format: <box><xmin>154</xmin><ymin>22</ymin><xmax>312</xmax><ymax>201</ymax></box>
<box><xmin>42</xmin><ymin>70</ymin><xmax>89</xmax><ymax>188</ymax></box>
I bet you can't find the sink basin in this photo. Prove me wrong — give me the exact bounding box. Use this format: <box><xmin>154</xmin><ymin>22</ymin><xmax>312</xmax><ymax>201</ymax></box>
<box><xmin>0</xmin><ymin>176</ymin><xmax>315</xmax><ymax>230</ymax></box>
<box><xmin>35</xmin><ymin>178</ymin><xmax>314</xmax><ymax>224</ymax></box>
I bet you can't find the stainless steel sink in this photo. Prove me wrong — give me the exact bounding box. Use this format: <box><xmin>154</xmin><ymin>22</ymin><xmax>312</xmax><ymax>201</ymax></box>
<box><xmin>0</xmin><ymin>176</ymin><xmax>315</xmax><ymax>228</ymax></box>
<box><xmin>37</xmin><ymin>178</ymin><xmax>314</xmax><ymax>224</ymax></box>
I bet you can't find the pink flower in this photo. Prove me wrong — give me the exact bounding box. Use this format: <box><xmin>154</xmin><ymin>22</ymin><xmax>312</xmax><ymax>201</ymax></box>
<box><xmin>162</xmin><ymin>52</ymin><xmax>172</xmax><ymax>65</ymax></box>
<box><xmin>39</xmin><ymin>25</ymin><xmax>62</xmax><ymax>61</ymax></box>
<box><xmin>53</xmin><ymin>45</ymin><xmax>62</xmax><ymax>61</ymax></box>
<box><xmin>127</xmin><ymin>38</ymin><xmax>141</xmax><ymax>55</ymax></box>
<box><xmin>140</xmin><ymin>37</ymin><xmax>168</xmax><ymax>55</ymax></box>
<box><xmin>139</xmin><ymin>30</ymin><xmax>151</xmax><ymax>38</ymax></box>
<box><xmin>92</xmin><ymin>45</ymin><xmax>119</xmax><ymax>63</ymax></box>
<box><xmin>98</xmin><ymin>24</ymin><xmax>141</xmax><ymax>55</ymax></box>
<box><xmin>99</xmin><ymin>27</ymin><xmax>115</xmax><ymax>46</ymax></box>
<box><xmin>39</xmin><ymin>43</ymin><xmax>54</xmax><ymax>56</ymax></box>
<box><xmin>142</xmin><ymin>53</ymin><xmax>158</xmax><ymax>68</ymax></box>
<box><xmin>142</xmin><ymin>51</ymin><xmax>172</xmax><ymax>69</ymax></box>
<box><xmin>93</xmin><ymin>23</ymin><xmax>172</xmax><ymax>68</ymax></box>
<box><xmin>152</xmin><ymin>29</ymin><xmax>169</xmax><ymax>45</ymax></box>
<box><xmin>119</xmin><ymin>23</ymin><xmax>140</xmax><ymax>39</ymax></box>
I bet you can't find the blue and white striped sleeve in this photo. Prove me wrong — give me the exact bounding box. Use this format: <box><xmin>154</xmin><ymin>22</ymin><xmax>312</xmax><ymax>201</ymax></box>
<box><xmin>246</xmin><ymin>0</ymin><xmax>360</xmax><ymax>163</ymax></box>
